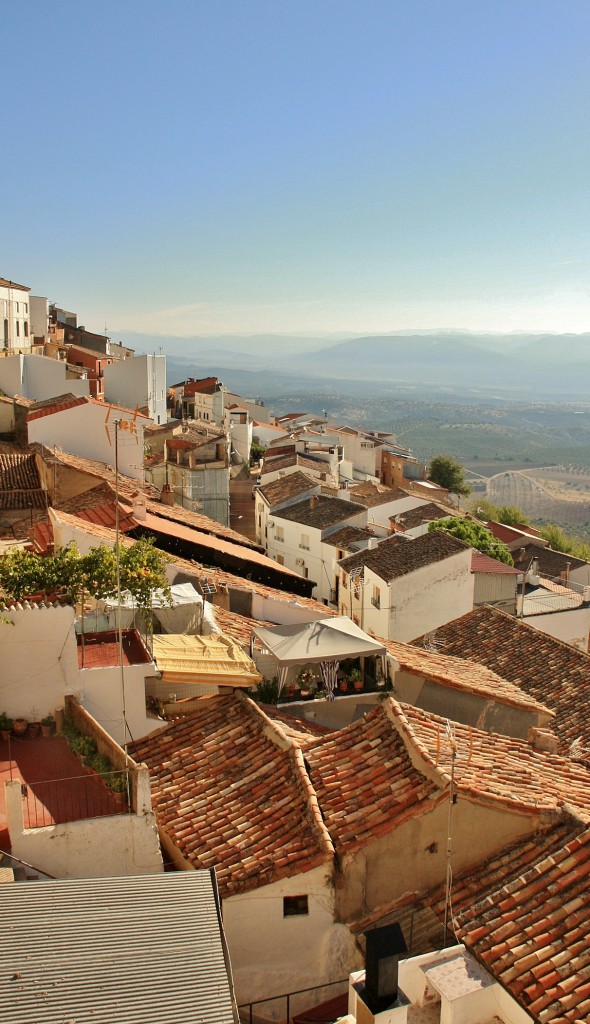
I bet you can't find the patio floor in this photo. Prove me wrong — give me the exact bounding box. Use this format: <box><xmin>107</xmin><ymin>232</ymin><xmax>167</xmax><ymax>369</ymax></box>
<box><xmin>0</xmin><ymin>734</ymin><xmax>124</xmax><ymax>851</ymax></box>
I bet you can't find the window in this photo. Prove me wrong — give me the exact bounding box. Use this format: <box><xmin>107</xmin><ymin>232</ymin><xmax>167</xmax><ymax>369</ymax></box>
<box><xmin>275</xmin><ymin>526</ymin><xmax>284</xmax><ymax>542</ymax></box>
<box><xmin>24</xmin><ymin>322</ymin><xmax>29</xmax><ymax>337</ymax></box>
<box><xmin>300</xmin><ymin>533</ymin><xmax>310</xmax><ymax>550</ymax></box>
<box><xmin>15</xmin><ymin>321</ymin><xmax>20</xmax><ymax>337</ymax></box>
<box><xmin>276</xmin><ymin>554</ymin><xmax>284</xmax><ymax>565</ymax></box>
<box><xmin>372</xmin><ymin>586</ymin><xmax>381</xmax><ymax>609</ymax></box>
<box><xmin>24</xmin><ymin>303</ymin><xmax>28</xmax><ymax>314</ymax></box>
<box><xmin>302</xmin><ymin>567</ymin><xmax>309</xmax><ymax>579</ymax></box>
<box><xmin>15</xmin><ymin>302</ymin><xmax>19</xmax><ymax>313</ymax></box>
<box><xmin>341</xmin><ymin>573</ymin><xmax>348</xmax><ymax>590</ymax></box>
<box><xmin>283</xmin><ymin>895</ymin><xmax>308</xmax><ymax>917</ymax></box>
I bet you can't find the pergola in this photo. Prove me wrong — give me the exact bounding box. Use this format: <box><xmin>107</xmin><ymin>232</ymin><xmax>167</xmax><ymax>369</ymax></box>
<box><xmin>251</xmin><ymin>615</ymin><xmax>387</xmax><ymax>700</ymax></box>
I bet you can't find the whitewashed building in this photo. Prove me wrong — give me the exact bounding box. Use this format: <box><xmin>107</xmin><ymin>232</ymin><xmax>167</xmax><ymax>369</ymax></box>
<box><xmin>104</xmin><ymin>352</ymin><xmax>167</xmax><ymax>425</ymax></box>
<box><xmin>0</xmin><ymin>277</ymin><xmax>32</xmax><ymax>352</ymax></box>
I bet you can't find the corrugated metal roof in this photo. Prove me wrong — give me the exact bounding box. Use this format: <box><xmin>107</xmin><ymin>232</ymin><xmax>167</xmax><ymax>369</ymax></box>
<box><xmin>0</xmin><ymin>871</ymin><xmax>237</xmax><ymax>1024</ymax></box>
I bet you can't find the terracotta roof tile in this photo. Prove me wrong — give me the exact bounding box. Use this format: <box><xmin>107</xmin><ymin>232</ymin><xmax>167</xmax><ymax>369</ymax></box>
<box><xmin>384</xmin><ymin>638</ymin><xmax>552</xmax><ymax>716</ymax></box>
<box><xmin>340</xmin><ymin>530</ymin><xmax>469</xmax><ymax>583</ymax></box>
<box><xmin>390</xmin><ymin>700</ymin><xmax>590</xmax><ymax>820</ymax></box>
<box><xmin>456</xmin><ymin>823</ymin><xmax>590</xmax><ymax>1023</ymax></box>
<box><xmin>0</xmin><ymin>451</ymin><xmax>46</xmax><ymax>510</ymax></box>
<box><xmin>471</xmin><ymin>551</ymin><xmax>519</xmax><ymax>574</ymax></box>
<box><xmin>129</xmin><ymin>694</ymin><xmax>334</xmax><ymax>897</ymax></box>
<box><xmin>392</xmin><ymin>501</ymin><xmax>454</xmax><ymax>530</ymax></box>
<box><xmin>259</xmin><ymin>471</ymin><xmax>319</xmax><ymax>507</ymax></box>
<box><xmin>261</xmin><ymin>452</ymin><xmax>330</xmax><ymax>477</ymax></box>
<box><xmin>273</xmin><ymin>494</ymin><xmax>366</xmax><ymax>531</ymax></box>
<box><xmin>324</xmin><ymin>526</ymin><xmax>376</xmax><ymax>549</ymax></box>
<box><xmin>304</xmin><ymin>706</ymin><xmax>442</xmax><ymax>854</ymax></box>
<box><xmin>26</xmin><ymin>394</ymin><xmax>89</xmax><ymax>421</ymax></box>
<box><xmin>414</xmin><ymin>607</ymin><xmax>590</xmax><ymax>761</ymax></box>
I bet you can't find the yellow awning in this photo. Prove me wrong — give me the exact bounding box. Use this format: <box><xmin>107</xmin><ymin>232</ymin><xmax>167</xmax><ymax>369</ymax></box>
<box><xmin>152</xmin><ymin>633</ymin><xmax>261</xmax><ymax>688</ymax></box>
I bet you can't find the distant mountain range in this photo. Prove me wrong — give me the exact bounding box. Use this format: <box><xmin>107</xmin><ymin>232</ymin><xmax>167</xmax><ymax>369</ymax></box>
<box><xmin>116</xmin><ymin>330</ymin><xmax>590</xmax><ymax>402</ymax></box>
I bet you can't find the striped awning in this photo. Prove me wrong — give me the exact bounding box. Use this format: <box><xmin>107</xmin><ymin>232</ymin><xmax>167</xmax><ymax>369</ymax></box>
<box><xmin>152</xmin><ymin>632</ymin><xmax>261</xmax><ymax>688</ymax></box>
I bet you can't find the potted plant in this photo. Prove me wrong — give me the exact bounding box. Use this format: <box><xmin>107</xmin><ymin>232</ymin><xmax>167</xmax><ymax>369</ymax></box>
<box><xmin>12</xmin><ymin>717</ymin><xmax>28</xmax><ymax>737</ymax></box>
<box><xmin>296</xmin><ymin>668</ymin><xmax>315</xmax><ymax>698</ymax></box>
<box><xmin>349</xmin><ymin>668</ymin><xmax>363</xmax><ymax>692</ymax></box>
<box><xmin>41</xmin><ymin>714</ymin><xmax>55</xmax><ymax>738</ymax></box>
<box><xmin>0</xmin><ymin>712</ymin><xmax>13</xmax><ymax>741</ymax></box>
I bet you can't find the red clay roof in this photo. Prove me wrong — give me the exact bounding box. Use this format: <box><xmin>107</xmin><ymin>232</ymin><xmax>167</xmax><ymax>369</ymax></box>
<box><xmin>0</xmin><ymin>278</ymin><xmax>29</xmax><ymax>291</ymax></box>
<box><xmin>471</xmin><ymin>551</ymin><xmax>519</xmax><ymax>574</ymax></box>
<box><xmin>390</xmin><ymin>700</ymin><xmax>590</xmax><ymax>820</ymax></box>
<box><xmin>129</xmin><ymin>694</ymin><xmax>334</xmax><ymax>897</ymax></box>
<box><xmin>456</xmin><ymin>823</ymin><xmax>590</xmax><ymax>1023</ymax></box>
<box><xmin>0</xmin><ymin>452</ymin><xmax>46</xmax><ymax>510</ymax></box>
<box><xmin>27</xmin><ymin>394</ymin><xmax>89</xmax><ymax>422</ymax></box>
<box><xmin>304</xmin><ymin>707</ymin><xmax>442</xmax><ymax>854</ymax></box>
<box><xmin>413</xmin><ymin>606</ymin><xmax>590</xmax><ymax>762</ymax></box>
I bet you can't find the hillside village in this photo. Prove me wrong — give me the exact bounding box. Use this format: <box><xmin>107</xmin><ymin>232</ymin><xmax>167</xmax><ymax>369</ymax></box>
<box><xmin>2</xmin><ymin>275</ymin><xmax>590</xmax><ymax>1024</ymax></box>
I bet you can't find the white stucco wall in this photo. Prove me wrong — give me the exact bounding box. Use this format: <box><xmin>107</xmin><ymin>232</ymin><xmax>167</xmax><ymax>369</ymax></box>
<box><xmin>0</xmin><ymin>284</ymin><xmax>32</xmax><ymax>352</ymax></box>
<box><xmin>229</xmin><ymin>415</ymin><xmax>252</xmax><ymax>464</ymax></box>
<box><xmin>6</xmin><ymin>774</ymin><xmax>163</xmax><ymax>878</ymax></box>
<box><xmin>223</xmin><ymin>863</ymin><xmax>358</xmax><ymax>1013</ymax></box>
<box><xmin>0</xmin><ymin>353</ymin><xmax>90</xmax><ymax>401</ymax></box>
<box><xmin>104</xmin><ymin>353</ymin><xmax>167</xmax><ymax>425</ymax></box>
<box><xmin>523</xmin><ymin>606</ymin><xmax>590</xmax><ymax>653</ymax></box>
<box><xmin>269</xmin><ymin>509</ymin><xmax>367</xmax><ymax>604</ymax></box>
<box><xmin>342</xmin><ymin>549</ymin><xmax>474</xmax><ymax>642</ymax></box>
<box><xmin>29</xmin><ymin>401</ymin><xmax>148</xmax><ymax>479</ymax></box>
<box><xmin>24</xmin><ymin>354</ymin><xmax>90</xmax><ymax>400</ymax></box>
<box><xmin>78</xmin><ymin>661</ymin><xmax>159</xmax><ymax>745</ymax></box>
<box><xmin>0</xmin><ymin>605</ymin><xmax>78</xmax><ymax>719</ymax></box>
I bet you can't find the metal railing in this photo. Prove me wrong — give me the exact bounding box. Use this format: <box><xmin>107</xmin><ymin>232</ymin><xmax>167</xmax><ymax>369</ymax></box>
<box><xmin>21</xmin><ymin>770</ymin><xmax>129</xmax><ymax>829</ymax></box>
<box><xmin>238</xmin><ymin>978</ymin><xmax>348</xmax><ymax>1024</ymax></box>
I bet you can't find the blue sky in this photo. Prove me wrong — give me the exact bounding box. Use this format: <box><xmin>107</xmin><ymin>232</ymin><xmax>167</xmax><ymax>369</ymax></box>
<box><xmin>4</xmin><ymin>1</ymin><xmax>590</xmax><ymax>336</ymax></box>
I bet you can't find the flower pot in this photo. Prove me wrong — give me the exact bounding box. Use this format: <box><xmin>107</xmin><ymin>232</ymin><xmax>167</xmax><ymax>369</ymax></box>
<box><xmin>338</xmin><ymin>681</ymin><xmax>348</xmax><ymax>693</ymax></box>
<box><xmin>41</xmin><ymin>724</ymin><xmax>54</xmax><ymax>738</ymax></box>
<box><xmin>354</xmin><ymin>680</ymin><xmax>363</xmax><ymax>692</ymax></box>
<box><xmin>1</xmin><ymin>728</ymin><xmax>11</xmax><ymax>742</ymax></box>
<box><xmin>12</xmin><ymin>718</ymin><xmax>28</xmax><ymax>737</ymax></box>
<box><xmin>27</xmin><ymin>722</ymin><xmax>41</xmax><ymax>739</ymax></box>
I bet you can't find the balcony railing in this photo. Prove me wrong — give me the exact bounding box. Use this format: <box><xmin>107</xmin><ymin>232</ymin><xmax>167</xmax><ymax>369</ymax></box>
<box><xmin>21</xmin><ymin>770</ymin><xmax>129</xmax><ymax>829</ymax></box>
<box><xmin>299</xmin><ymin>543</ymin><xmax>310</xmax><ymax>550</ymax></box>
<box><xmin>238</xmin><ymin>977</ymin><xmax>348</xmax><ymax>1024</ymax></box>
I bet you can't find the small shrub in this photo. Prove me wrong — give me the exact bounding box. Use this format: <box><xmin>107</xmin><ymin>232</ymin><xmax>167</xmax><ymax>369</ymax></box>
<box><xmin>255</xmin><ymin>676</ymin><xmax>281</xmax><ymax>705</ymax></box>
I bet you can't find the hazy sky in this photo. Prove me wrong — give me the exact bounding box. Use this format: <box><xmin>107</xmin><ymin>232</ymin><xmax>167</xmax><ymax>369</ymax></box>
<box><xmin>4</xmin><ymin>2</ymin><xmax>590</xmax><ymax>336</ymax></box>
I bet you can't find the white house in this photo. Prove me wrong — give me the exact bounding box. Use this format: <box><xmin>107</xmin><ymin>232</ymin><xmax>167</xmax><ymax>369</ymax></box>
<box><xmin>268</xmin><ymin>493</ymin><xmax>368</xmax><ymax>604</ymax></box>
<box><xmin>227</xmin><ymin>404</ymin><xmax>253</xmax><ymax>464</ymax></box>
<box><xmin>0</xmin><ymin>352</ymin><xmax>91</xmax><ymax>402</ymax></box>
<box><xmin>27</xmin><ymin>395</ymin><xmax>150</xmax><ymax>480</ymax></box>
<box><xmin>339</xmin><ymin>530</ymin><xmax>474</xmax><ymax>641</ymax></box>
<box><xmin>0</xmin><ymin>277</ymin><xmax>32</xmax><ymax>352</ymax></box>
<box><xmin>255</xmin><ymin>470</ymin><xmax>321</xmax><ymax>547</ymax></box>
<box><xmin>104</xmin><ymin>352</ymin><xmax>167</xmax><ymax>425</ymax></box>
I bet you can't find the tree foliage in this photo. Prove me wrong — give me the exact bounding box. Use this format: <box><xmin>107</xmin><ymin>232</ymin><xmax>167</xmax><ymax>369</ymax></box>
<box><xmin>0</xmin><ymin>539</ymin><xmax>171</xmax><ymax>607</ymax></box>
<box><xmin>428</xmin><ymin>518</ymin><xmax>514</xmax><ymax>565</ymax></box>
<box><xmin>468</xmin><ymin>499</ymin><xmax>530</xmax><ymax>526</ymax></box>
<box><xmin>428</xmin><ymin>455</ymin><xmax>472</xmax><ymax>496</ymax></box>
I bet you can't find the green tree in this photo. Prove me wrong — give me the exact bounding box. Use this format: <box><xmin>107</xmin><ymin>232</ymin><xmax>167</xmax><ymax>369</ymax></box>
<box><xmin>428</xmin><ymin>518</ymin><xmax>514</xmax><ymax>565</ymax></box>
<box><xmin>497</xmin><ymin>505</ymin><xmax>530</xmax><ymax>527</ymax></box>
<box><xmin>428</xmin><ymin>455</ymin><xmax>472</xmax><ymax>496</ymax></box>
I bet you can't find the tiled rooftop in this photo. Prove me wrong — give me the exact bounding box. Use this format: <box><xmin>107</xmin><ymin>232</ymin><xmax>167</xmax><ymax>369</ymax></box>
<box><xmin>456</xmin><ymin>823</ymin><xmax>590</xmax><ymax>1023</ymax></box>
<box><xmin>303</xmin><ymin>708</ymin><xmax>442</xmax><ymax>854</ymax></box>
<box><xmin>272</xmin><ymin>494</ymin><xmax>367</xmax><ymax>530</ymax></box>
<box><xmin>391</xmin><ymin>700</ymin><xmax>590</xmax><ymax>820</ymax></box>
<box><xmin>26</xmin><ymin>394</ymin><xmax>89</xmax><ymax>422</ymax></box>
<box><xmin>129</xmin><ymin>694</ymin><xmax>334</xmax><ymax>897</ymax></box>
<box><xmin>384</xmin><ymin>638</ymin><xmax>552</xmax><ymax>716</ymax></box>
<box><xmin>340</xmin><ymin>530</ymin><xmax>469</xmax><ymax>583</ymax></box>
<box><xmin>258</xmin><ymin>471</ymin><xmax>319</xmax><ymax>507</ymax></box>
<box><xmin>392</xmin><ymin>501</ymin><xmax>454</xmax><ymax>530</ymax></box>
<box><xmin>0</xmin><ymin>452</ymin><xmax>46</xmax><ymax>510</ymax></box>
<box><xmin>261</xmin><ymin>452</ymin><xmax>330</xmax><ymax>477</ymax></box>
<box><xmin>413</xmin><ymin>606</ymin><xmax>590</xmax><ymax>761</ymax></box>
<box><xmin>323</xmin><ymin>525</ymin><xmax>376</xmax><ymax>549</ymax></box>
<box><xmin>512</xmin><ymin>540</ymin><xmax>588</xmax><ymax>576</ymax></box>
<box><xmin>471</xmin><ymin>550</ymin><xmax>519</xmax><ymax>574</ymax></box>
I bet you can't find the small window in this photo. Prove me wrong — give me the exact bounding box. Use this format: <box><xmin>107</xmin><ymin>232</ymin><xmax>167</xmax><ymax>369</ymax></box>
<box><xmin>15</xmin><ymin>302</ymin><xmax>19</xmax><ymax>313</ymax></box>
<box><xmin>276</xmin><ymin>554</ymin><xmax>284</xmax><ymax>566</ymax></box>
<box><xmin>275</xmin><ymin>526</ymin><xmax>284</xmax><ymax>542</ymax></box>
<box><xmin>300</xmin><ymin>533</ymin><xmax>310</xmax><ymax>550</ymax></box>
<box><xmin>24</xmin><ymin>321</ymin><xmax>29</xmax><ymax>337</ymax></box>
<box><xmin>283</xmin><ymin>895</ymin><xmax>308</xmax><ymax>917</ymax></box>
<box><xmin>15</xmin><ymin>321</ymin><xmax>20</xmax><ymax>337</ymax></box>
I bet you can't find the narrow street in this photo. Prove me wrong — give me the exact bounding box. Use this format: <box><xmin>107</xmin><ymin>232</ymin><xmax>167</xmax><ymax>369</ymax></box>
<box><xmin>229</xmin><ymin>468</ymin><xmax>258</xmax><ymax>543</ymax></box>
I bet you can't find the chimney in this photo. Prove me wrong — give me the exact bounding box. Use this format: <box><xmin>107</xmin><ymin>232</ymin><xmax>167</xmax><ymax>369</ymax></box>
<box><xmin>362</xmin><ymin>923</ymin><xmax>408</xmax><ymax>1011</ymax></box>
<box><xmin>528</xmin><ymin>727</ymin><xmax>559</xmax><ymax>754</ymax></box>
<box><xmin>160</xmin><ymin>483</ymin><xmax>175</xmax><ymax>506</ymax></box>
<box><xmin>132</xmin><ymin>492</ymin><xmax>147</xmax><ymax>522</ymax></box>
<box><xmin>310</xmin><ymin>494</ymin><xmax>318</xmax><ymax>510</ymax></box>
<box><xmin>367</xmin><ymin>537</ymin><xmax>379</xmax><ymax>550</ymax></box>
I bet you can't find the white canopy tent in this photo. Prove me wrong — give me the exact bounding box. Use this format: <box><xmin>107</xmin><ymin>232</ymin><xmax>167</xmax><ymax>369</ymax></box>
<box><xmin>251</xmin><ymin>616</ymin><xmax>387</xmax><ymax>700</ymax></box>
<box><xmin>93</xmin><ymin>583</ymin><xmax>204</xmax><ymax>635</ymax></box>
